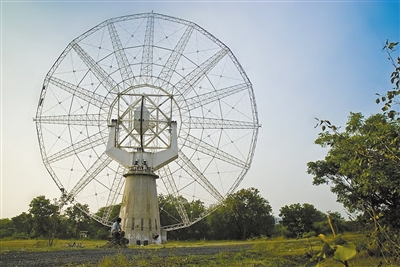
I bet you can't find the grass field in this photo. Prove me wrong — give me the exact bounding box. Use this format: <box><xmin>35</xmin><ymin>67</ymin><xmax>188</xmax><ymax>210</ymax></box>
<box><xmin>1</xmin><ymin>234</ymin><xmax>399</xmax><ymax>266</ymax></box>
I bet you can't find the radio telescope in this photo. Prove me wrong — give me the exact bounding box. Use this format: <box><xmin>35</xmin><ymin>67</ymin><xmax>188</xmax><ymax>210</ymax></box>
<box><xmin>35</xmin><ymin>12</ymin><xmax>259</xmax><ymax>244</ymax></box>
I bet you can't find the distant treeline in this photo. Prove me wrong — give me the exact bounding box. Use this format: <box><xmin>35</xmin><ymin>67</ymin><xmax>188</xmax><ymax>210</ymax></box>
<box><xmin>0</xmin><ymin>188</ymin><xmax>355</xmax><ymax>243</ymax></box>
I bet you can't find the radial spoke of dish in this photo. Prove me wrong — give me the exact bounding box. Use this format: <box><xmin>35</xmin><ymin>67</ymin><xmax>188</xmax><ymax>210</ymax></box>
<box><xmin>71</xmin><ymin>41</ymin><xmax>120</xmax><ymax>94</ymax></box>
<box><xmin>187</xmin><ymin>117</ymin><xmax>259</xmax><ymax>129</ymax></box>
<box><xmin>48</xmin><ymin>76</ymin><xmax>111</xmax><ymax>111</ymax></box>
<box><xmin>183</xmin><ymin>82</ymin><xmax>249</xmax><ymax>110</ymax></box>
<box><xmin>101</xmin><ymin>166</ymin><xmax>127</xmax><ymax>223</ymax></box>
<box><xmin>182</xmin><ymin>133</ymin><xmax>249</xmax><ymax>170</ymax></box>
<box><xmin>159</xmin><ymin>166</ymin><xmax>190</xmax><ymax>224</ymax></box>
<box><xmin>66</xmin><ymin>152</ymin><xmax>113</xmax><ymax>201</ymax></box>
<box><xmin>36</xmin><ymin>114</ymin><xmax>106</xmax><ymax>126</ymax></box>
<box><xmin>156</xmin><ymin>24</ymin><xmax>194</xmax><ymax>88</ymax></box>
<box><xmin>140</xmin><ymin>13</ymin><xmax>154</xmax><ymax>84</ymax></box>
<box><xmin>107</xmin><ymin>21</ymin><xmax>136</xmax><ymax>88</ymax></box>
<box><xmin>46</xmin><ymin>130</ymin><xmax>108</xmax><ymax>164</ymax></box>
<box><xmin>174</xmin><ymin>48</ymin><xmax>229</xmax><ymax>100</ymax></box>
<box><xmin>176</xmin><ymin>151</ymin><xmax>224</xmax><ymax>202</ymax></box>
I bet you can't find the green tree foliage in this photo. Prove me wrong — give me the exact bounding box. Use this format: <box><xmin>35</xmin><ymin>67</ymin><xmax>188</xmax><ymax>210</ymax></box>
<box><xmin>207</xmin><ymin>202</ymin><xmax>238</xmax><ymax>240</ymax></box>
<box><xmin>93</xmin><ymin>204</ymin><xmax>121</xmax><ymax>239</ymax></box>
<box><xmin>159</xmin><ymin>194</ymin><xmax>186</xmax><ymax>230</ymax></box>
<box><xmin>180</xmin><ymin>199</ymin><xmax>210</xmax><ymax>240</ymax></box>
<box><xmin>314</xmin><ymin>211</ymin><xmax>349</xmax><ymax>236</ymax></box>
<box><xmin>310</xmin><ymin>41</ymin><xmax>400</xmax><ymax>259</ymax></box>
<box><xmin>28</xmin><ymin>195</ymin><xmax>60</xmax><ymax>246</ymax></box>
<box><xmin>95</xmin><ymin>203</ymin><xmax>121</xmax><ymax>222</ymax></box>
<box><xmin>6</xmin><ymin>189</ymin><xmax>273</xmax><ymax>241</ymax></box>
<box><xmin>376</xmin><ymin>40</ymin><xmax>400</xmax><ymax>121</ymax></box>
<box><xmin>304</xmin><ymin>234</ymin><xmax>357</xmax><ymax>267</ymax></box>
<box><xmin>279</xmin><ymin>203</ymin><xmax>326</xmax><ymax>238</ymax></box>
<box><xmin>209</xmin><ymin>187</ymin><xmax>275</xmax><ymax>240</ymax></box>
<box><xmin>64</xmin><ymin>203</ymin><xmax>91</xmax><ymax>238</ymax></box>
<box><xmin>10</xmin><ymin>212</ymin><xmax>33</xmax><ymax>238</ymax></box>
<box><xmin>0</xmin><ymin>219</ymin><xmax>13</xmax><ymax>238</ymax></box>
<box><xmin>159</xmin><ymin>194</ymin><xmax>210</xmax><ymax>240</ymax></box>
<box><xmin>307</xmin><ymin>113</ymin><xmax>400</xmax><ymax>230</ymax></box>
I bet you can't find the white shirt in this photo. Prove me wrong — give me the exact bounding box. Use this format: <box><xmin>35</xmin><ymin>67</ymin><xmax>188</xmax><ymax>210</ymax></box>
<box><xmin>111</xmin><ymin>221</ymin><xmax>121</xmax><ymax>232</ymax></box>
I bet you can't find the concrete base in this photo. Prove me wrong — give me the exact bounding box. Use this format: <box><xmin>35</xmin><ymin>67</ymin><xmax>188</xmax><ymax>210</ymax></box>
<box><xmin>120</xmin><ymin>170</ymin><xmax>161</xmax><ymax>245</ymax></box>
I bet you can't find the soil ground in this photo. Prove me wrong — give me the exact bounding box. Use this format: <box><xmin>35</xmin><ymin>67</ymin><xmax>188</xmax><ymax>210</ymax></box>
<box><xmin>0</xmin><ymin>243</ymin><xmax>252</xmax><ymax>267</ymax></box>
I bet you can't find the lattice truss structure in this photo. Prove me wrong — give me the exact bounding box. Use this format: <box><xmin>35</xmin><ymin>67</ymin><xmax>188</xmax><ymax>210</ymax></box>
<box><xmin>35</xmin><ymin>13</ymin><xmax>259</xmax><ymax>230</ymax></box>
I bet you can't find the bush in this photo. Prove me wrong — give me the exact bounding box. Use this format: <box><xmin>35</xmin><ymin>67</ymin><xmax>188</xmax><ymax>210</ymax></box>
<box><xmin>98</xmin><ymin>254</ymin><xmax>130</xmax><ymax>267</ymax></box>
<box><xmin>11</xmin><ymin>232</ymin><xmax>30</xmax><ymax>240</ymax></box>
<box><xmin>0</xmin><ymin>228</ymin><xmax>14</xmax><ymax>238</ymax></box>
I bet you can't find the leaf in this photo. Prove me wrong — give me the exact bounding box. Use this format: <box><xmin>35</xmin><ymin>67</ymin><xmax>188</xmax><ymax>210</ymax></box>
<box><xmin>322</xmin><ymin>125</ymin><xmax>326</xmax><ymax>131</ymax></box>
<box><xmin>388</xmin><ymin>42</ymin><xmax>399</xmax><ymax>50</ymax></box>
<box><xmin>303</xmin><ymin>231</ymin><xmax>316</xmax><ymax>238</ymax></box>
<box><xmin>318</xmin><ymin>234</ymin><xmax>328</xmax><ymax>243</ymax></box>
<box><xmin>375</xmin><ymin>98</ymin><xmax>380</xmax><ymax>104</ymax></box>
<box><xmin>333</xmin><ymin>234</ymin><xmax>346</xmax><ymax>245</ymax></box>
<box><xmin>304</xmin><ymin>261</ymin><xmax>319</xmax><ymax>267</ymax></box>
<box><xmin>319</xmin><ymin>242</ymin><xmax>332</xmax><ymax>259</ymax></box>
<box><xmin>334</xmin><ymin>243</ymin><xmax>357</xmax><ymax>262</ymax></box>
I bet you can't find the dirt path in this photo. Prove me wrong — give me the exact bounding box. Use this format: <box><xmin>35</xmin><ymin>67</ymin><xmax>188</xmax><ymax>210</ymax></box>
<box><xmin>0</xmin><ymin>244</ymin><xmax>252</xmax><ymax>266</ymax></box>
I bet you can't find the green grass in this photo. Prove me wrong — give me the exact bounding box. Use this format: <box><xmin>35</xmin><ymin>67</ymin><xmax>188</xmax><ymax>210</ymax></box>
<box><xmin>1</xmin><ymin>235</ymin><xmax>399</xmax><ymax>266</ymax></box>
<box><xmin>0</xmin><ymin>239</ymin><xmax>106</xmax><ymax>252</ymax></box>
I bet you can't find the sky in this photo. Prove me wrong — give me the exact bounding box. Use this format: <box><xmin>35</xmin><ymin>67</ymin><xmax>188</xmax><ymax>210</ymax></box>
<box><xmin>1</xmin><ymin>0</ymin><xmax>399</xmax><ymax>220</ymax></box>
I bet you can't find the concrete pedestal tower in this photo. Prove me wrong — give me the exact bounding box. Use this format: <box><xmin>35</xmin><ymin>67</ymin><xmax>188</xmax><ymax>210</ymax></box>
<box><xmin>105</xmin><ymin>99</ymin><xmax>178</xmax><ymax>245</ymax></box>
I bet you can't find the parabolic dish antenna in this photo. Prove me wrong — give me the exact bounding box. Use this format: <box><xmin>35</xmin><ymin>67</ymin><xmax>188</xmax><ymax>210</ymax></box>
<box><xmin>35</xmin><ymin>12</ymin><xmax>259</xmax><ymax>239</ymax></box>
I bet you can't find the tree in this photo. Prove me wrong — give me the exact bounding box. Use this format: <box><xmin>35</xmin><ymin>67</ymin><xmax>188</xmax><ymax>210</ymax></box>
<box><xmin>310</xmin><ymin>41</ymin><xmax>400</xmax><ymax>259</ymax></box>
<box><xmin>179</xmin><ymin>199</ymin><xmax>210</xmax><ymax>240</ymax></box>
<box><xmin>92</xmin><ymin>204</ymin><xmax>121</xmax><ymax>239</ymax></box>
<box><xmin>159</xmin><ymin>194</ymin><xmax>186</xmax><ymax>231</ymax></box>
<box><xmin>0</xmin><ymin>218</ymin><xmax>13</xmax><ymax>238</ymax></box>
<box><xmin>208</xmin><ymin>203</ymin><xmax>233</xmax><ymax>239</ymax></box>
<box><xmin>307</xmin><ymin>113</ymin><xmax>400</xmax><ymax>230</ymax></box>
<box><xmin>11</xmin><ymin>212</ymin><xmax>32</xmax><ymax>238</ymax></box>
<box><xmin>64</xmin><ymin>203</ymin><xmax>91</xmax><ymax>238</ymax></box>
<box><xmin>376</xmin><ymin>40</ymin><xmax>400</xmax><ymax>121</ymax></box>
<box><xmin>209</xmin><ymin>187</ymin><xmax>275</xmax><ymax>240</ymax></box>
<box><xmin>28</xmin><ymin>195</ymin><xmax>60</xmax><ymax>246</ymax></box>
<box><xmin>279</xmin><ymin>203</ymin><xmax>326</xmax><ymax>238</ymax></box>
<box><xmin>158</xmin><ymin>194</ymin><xmax>208</xmax><ymax>240</ymax></box>
<box><xmin>312</xmin><ymin>211</ymin><xmax>350</xmax><ymax>236</ymax></box>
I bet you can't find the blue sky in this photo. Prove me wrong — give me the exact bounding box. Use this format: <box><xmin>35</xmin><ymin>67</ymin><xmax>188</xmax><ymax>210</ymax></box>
<box><xmin>1</xmin><ymin>1</ymin><xmax>399</xmax><ymax>220</ymax></box>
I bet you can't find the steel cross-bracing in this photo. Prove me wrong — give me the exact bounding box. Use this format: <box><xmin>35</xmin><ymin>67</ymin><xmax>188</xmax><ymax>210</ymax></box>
<box><xmin>183</xmin><ymin>83</ymin><xmax>249</xmax><ymax>110</ymax></box>
<box><xmin>187</xmin><ymin>117</ymin><xmax>259</xmax><ymax>130</ymax></box>
<box><xmin>107</xmin><ymin>21</ymin><xmax>136</xmax><ymax>88</ymax></box>
<box><xmin>176</xmin><ymin>151</ymin><xmax>224</xmax><ymax>203</ymax></box>
<box><xmin>46</xmin><ymin>130</ymin><xmax>108</xmax><ymax>164</ymax></box>
<box><xmin>47</xmin><ymin>76</ymin><xmax>111</xmax><ymax>111</ymax></box>
<box><xmin>36</xmin><ymin>114</ymin><xmax>106</xmax><ymax>126</ymax></box>
<box><xmin>182</xmin><ymin>133</ymin><xmax>249</xmax><ymax>170</ymax></box>
<box><xmin>159</xmin><ymin>166</ymin><xmax>190</xmax><ymax>226</ymax></box>
<box><xmin>156</xmin><ymin>24</ymin><xmax>194</xmax><ymax>88</ymax></box>
<box><xmin>35</xmin><ymin>12</ymin><xmax>259</xmax><ymax>233</ymax></box>
<box><xmin>71</xmin><ymin>41</ymin><xmax>120</xmax><ymax>94</ymax></box>
<box><xmin>101</xmin><ymin>166</ymin><xmax>126</xmax><ymax>225</ymax></box>
<box><xmin>67</xmin><ymin>152</ymin><xmax>113</xmax><ymax>201</ymax></box>
<box><xmin>174</xmin><ymin>48</ymin><xmax>229</xmax><ymax>101</ymax></box>
<box><xmin>140</xmin><ymin>12</ymin><xmax>154</xmax><ymax>84</ymax></box>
